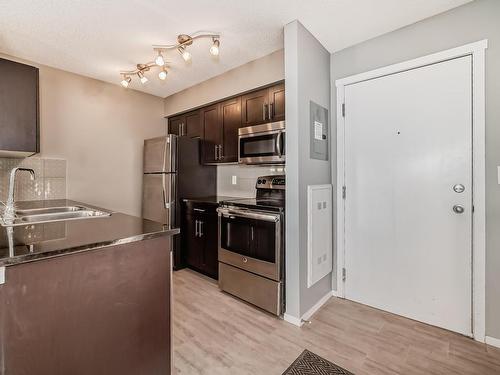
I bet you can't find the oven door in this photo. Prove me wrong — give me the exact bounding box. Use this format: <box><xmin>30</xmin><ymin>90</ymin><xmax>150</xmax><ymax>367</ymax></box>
<box><xmin>217</xmin><ymin>207</ymin><xmax>281</xmax><ymax>281</ymax></box>
<box><xmin>239</xmin><ymin>129</ymin><xmax>285</xmax><ymax>165</ymax></box>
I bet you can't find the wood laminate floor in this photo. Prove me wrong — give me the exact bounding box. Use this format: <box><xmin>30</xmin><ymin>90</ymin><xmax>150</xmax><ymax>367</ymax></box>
<box><xmin>173</xmin><ymin>269</ymin><xmax>500</xmax><ymax>375</ymax></box>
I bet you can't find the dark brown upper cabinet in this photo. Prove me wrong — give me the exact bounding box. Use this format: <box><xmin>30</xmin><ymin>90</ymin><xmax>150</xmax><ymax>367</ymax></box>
<box><xmin>168</xmin><ymin>110</ymin><xmax>201</xmax><ymax>138</ymax></box>
<box><xmin>220</xmin><ymin>96</ymin><xmax>242</xmax><ymax>163</ymax></box>
<box><xmin>0</xmin><ymin>58</ymin><xmax>39</xmax><ymax>156</ymax></box>
<box><xmin>241</xmin><ymin>88</ymin><xmax>270</xmax><ymax>127</ymax></box>
<box><xmin>241</xmin><ymin>83</ymin><xmax>285</xmax><ymax>127</ymax></box>
<box><xmin>201</xmin><ymin>104</ymin><xmax>221</xmax><ymax>164</ymax></box>
<box><xmin>269</xmin><ymin>83</ymin><xmax>285</xmax><ymax>122</ymax></box>
<box><xmin>167</xmin><ymin>81</ymin><xmax>284</xmax><ymax>165</ymax></box>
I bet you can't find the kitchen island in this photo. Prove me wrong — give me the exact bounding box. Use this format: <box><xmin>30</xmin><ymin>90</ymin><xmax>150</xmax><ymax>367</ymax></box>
<box><xmin>0</xmin><ymin>199</ymin><xmax>179</xmax><ymax>375</ymax></box>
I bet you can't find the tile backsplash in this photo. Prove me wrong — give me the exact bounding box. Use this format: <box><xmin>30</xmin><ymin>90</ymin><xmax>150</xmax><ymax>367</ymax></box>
<box><xmin>0</xmin><ymin>157</ymin><xmax>67</xmax><ymax>202</ymax></box>
<box><xmin>217</xmin><ymin>164</ymin><xmax>285</xmax><ymax>198</ymax></box>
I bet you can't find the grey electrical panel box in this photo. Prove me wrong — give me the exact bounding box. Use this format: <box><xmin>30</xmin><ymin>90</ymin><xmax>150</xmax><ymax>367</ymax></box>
<box><xmin>310</xmin><ymin>101</ymin><xmax>329</xmax><ymax>160</ymax></box>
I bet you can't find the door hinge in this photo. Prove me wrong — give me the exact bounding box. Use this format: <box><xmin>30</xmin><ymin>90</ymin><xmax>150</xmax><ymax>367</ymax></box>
<box><xmin>342</xmin><ymin>186</ymin><xmax>346</xmax><ymax>200</ymax></box>
<box><xmin>342</xmin><ymin>267</ymin><xmax>346</xmax><ymax>282</ymax></box>
<box><xmin>342</xmin><ymin>103</ymin><xmax>345</xmax><ymax>117</ymax></box>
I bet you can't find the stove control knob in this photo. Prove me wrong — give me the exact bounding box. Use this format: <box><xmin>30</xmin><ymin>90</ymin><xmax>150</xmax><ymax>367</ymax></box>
<box><xmin>262</xmin><ymin>179</ymin><xmax>266</xmax><ymax>184</ymax></box>
<box><xmin>257</xmin><ymin>179</ymin><xmax>262</xmax><ymax>184</ymax></box>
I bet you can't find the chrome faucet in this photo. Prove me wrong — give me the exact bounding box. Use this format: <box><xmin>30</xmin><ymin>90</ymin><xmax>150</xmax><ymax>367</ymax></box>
<box><xmin>3</xmin><ymin>167</ymin><xmax>36</xmax><ymax>221</ymax></box>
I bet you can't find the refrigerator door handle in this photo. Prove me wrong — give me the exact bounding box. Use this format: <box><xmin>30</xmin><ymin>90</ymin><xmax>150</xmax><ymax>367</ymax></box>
<box><xmin>162</xmin><ymin>175</ymin><xmax>168</xmax><ymax>208</ymax></box>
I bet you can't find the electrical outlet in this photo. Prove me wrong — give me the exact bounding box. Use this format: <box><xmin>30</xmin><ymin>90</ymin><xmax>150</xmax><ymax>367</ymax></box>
<box><xmin>231</xmin><ymin>175</ymin><xmax>237</xmax><ymax>185</ymax></box>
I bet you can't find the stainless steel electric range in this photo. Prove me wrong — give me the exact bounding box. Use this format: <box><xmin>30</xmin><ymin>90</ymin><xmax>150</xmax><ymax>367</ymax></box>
<box><xmin>217</xmin><ymin>175</ymin><xmax>285</xmax><ymax>316</ymax></box>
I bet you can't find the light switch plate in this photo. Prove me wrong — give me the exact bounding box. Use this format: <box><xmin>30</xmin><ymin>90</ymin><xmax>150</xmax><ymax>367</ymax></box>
<box><xmin>0</xmin><ymin>266</ymin><xmax>5</xmax><ymax>285</ymax></box>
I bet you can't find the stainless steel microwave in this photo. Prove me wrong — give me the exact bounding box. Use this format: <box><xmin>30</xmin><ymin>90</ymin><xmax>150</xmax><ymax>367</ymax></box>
<box><xmin>238</xmin><ymin>121</ymin><xmax>285</xmax><ymax>165</ymax></box>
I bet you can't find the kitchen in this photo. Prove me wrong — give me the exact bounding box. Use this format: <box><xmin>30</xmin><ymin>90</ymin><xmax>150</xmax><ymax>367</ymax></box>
<box><xmin>2</xmin><ymin>1</ymin><xmax>500</xmax><ymax>374</ymax></box>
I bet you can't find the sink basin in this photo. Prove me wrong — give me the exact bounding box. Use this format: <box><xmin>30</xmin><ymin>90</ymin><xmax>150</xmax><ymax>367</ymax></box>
<box><xmin>1</xmin><ymin>205</ymin><xmax>112</xmax><ymax>227</ymax></box>
<box><xmin>15</xmin><ymin>206</ymin><xmax>87</xmax><ymax>216</ymax></box>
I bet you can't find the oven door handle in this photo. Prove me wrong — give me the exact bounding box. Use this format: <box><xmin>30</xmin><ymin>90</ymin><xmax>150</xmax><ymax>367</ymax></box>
<box><xmin>217</xmin><ymin>208</ymin><xmax>280</xmax><ymax>223</ymax></box>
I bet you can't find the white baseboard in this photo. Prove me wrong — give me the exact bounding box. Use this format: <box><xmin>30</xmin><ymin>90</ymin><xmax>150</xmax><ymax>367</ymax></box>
<box><xmin>485</xmin><ymin>336</ymin><xmax>500</xmax><ymax>349</ymax></box>
<box><xmin>284</xmin><ymin>290</ymin><xmax>336</xmax><ymax>327</ymax></box>
<box><xmin>302</xmin><ymin>290</ymin><xmax>334</xmax><ymax>321</ymax></box>
<box><xmin>284</xmin><ymin>313</ymin><xmax>303</xmax><ymax>327</ymax></box>
<box><xmin>331</xmin><ymin>289</ymin><xmax>339</xmax><ymax>297</ymax></box>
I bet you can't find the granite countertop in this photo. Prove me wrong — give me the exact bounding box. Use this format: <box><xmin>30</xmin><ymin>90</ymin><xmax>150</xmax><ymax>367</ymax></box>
<box><xmin>181</xmin><ymin>196</ymin><xmax>249</xmax><ymax>204</ymax></box>
<box><xmin>0</xmin><ymin>199</ymin><xmax>179</xmax><ymax>267</ymax></box>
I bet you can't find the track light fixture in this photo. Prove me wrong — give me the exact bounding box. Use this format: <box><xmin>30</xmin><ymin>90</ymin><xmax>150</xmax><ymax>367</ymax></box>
<box><xmin>138</xmin><ymin>71</ymin><xmax>148</xmax><ymax>84</ymax></box>
<box><xmin>210</xmin><ymin>38</ymin><xmax>220</xmax><ymax>56</ymax></box>
<box><xmin>120</xmin><ymin>75</ymin><xmax>131</xmax><ymax>88</ymax></box>
<box><xmin>119</xmin><ymin>32</ymin><xmax>220</xmax><ymax>87</ymax></box>
<box><xmin>155</xmin><ymin>51</ymin><xmax>165</xmax><ymax>66</ymax></box>
<box><xmin>178</xmin><ymin>46</ymin><xmax>192</xmax><ymax>62</ymax></box>
<box><xmin>158</xmin><ymin>67</ymin><xmax>168</xmax><ymax>80</ymax></box>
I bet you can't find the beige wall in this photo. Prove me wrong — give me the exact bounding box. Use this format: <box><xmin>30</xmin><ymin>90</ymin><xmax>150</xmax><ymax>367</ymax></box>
<box><xmin>1</xmin><ymin>53</ymin><xmax>166</xmax><ymax>216</ymax></box>
<box><xmin>163</xmin><ymin>49</ymin><xmax>284</xmax><ymax>117</ymax></box>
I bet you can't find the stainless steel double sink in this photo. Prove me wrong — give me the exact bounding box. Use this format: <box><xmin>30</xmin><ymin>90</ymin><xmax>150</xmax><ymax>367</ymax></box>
<box><xmin>1</xmin><ymin>205</ymin><xmax>112</xmax><ymax>227</ymax></box>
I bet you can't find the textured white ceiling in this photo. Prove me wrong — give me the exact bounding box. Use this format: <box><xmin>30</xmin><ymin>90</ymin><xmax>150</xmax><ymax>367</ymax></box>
<box><xmin>0</xmin><ymin>0</ymin><xmax>472</xmax><ymax>98</ymax></box>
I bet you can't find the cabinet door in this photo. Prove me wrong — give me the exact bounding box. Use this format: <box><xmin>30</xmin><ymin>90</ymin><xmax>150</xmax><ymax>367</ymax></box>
<box><xmin>269</xmin><ymin>83</ymin><xmax>285</xmax><ymax>122</ymax></box>
<box><xmin>0</xmin><ymin>58</ymin><xmax>39</xmax><ymax>154</ymax></box>
<box><xmin>168</xmin><ymin>115</ymin><xmax>184</xmax><ymax>135</ymax></box>
<box><xmin>199</xmin><ymin>213</ymin><xmax>219</xmax><ymax>279</ymax></box>
<box><xmin>220</xmin><ymin>97</ymin><xmax>241</xmax><ymax>163</ymax></box>
<box><xmin>184</xmin><ymin>213</ymin><xmax>203</xmax><ymax>270</ymax></box>
<box><xmin>201</xmin><ymin>104</ymin><xmax>221</xmax><ymax>164</ymax></box>
<box><xmin>241</xmin><ymin>88</ymin><xmax>269</xmax><ymax>127</ymax></box>
<box><xmin>185</xmin><ymin>110</ymin><xmax>202</xmax><ymax>138</ymax></box>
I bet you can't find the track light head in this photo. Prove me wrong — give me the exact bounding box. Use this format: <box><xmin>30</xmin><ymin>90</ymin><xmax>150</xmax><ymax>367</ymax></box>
<box><xmin>158</xmin><ymin>67</ymin><xmax>168</xmax><ymax>80</ymax></box>
<box><xmin>137</xmin><ymin>71</ymin><xmax>148</xmax><ymax>84</ymax></box>
<box><xmin>210</xmin><ymin>39</ymin><xmax>220</xmax><ymax>56</ymax></box>
<box><xmin>120</xmin><ymin>75</ymin><xmax>131</xmax><ymax>88</ymax></box>
<box><xmin>178</xmin><ymin>46</ymin><xmax>192</xmax><ymax>62</ymax></box>
<box><xmin>155</xmin><ymin>51</ymin><xmax>165</xmax><ymax>66</ymax></box>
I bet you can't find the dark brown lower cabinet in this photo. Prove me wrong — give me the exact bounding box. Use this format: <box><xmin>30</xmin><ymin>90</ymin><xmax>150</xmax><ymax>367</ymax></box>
<box><xmin>0</xmin><ymin>236</ymin><xmax>172</xmax><ymax>375</ymax></box>
<box><xmin>182</xmin><ymin>201</ymin><xmax>219</xmax><ymax>279</ymax></box>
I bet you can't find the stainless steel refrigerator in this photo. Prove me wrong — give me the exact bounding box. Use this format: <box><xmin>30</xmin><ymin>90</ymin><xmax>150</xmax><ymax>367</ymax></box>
<box><xmin>142</xmin><ymin>135</ymin><xmax>216</xmax><ymax>268</ymax></box>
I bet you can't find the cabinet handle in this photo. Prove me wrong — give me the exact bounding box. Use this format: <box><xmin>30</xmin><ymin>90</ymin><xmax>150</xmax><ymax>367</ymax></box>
<box><xmin>193</xmin><ymin>208</ymin><xmax>205</xmax><ymax>213</ymax></box>
<box><xmin>269</xmin><ymin>103</ymin><xmax>273</xmax><ymax>120</ymax></box>
<box><xmin>262</xmin><ymin>104</ymin><xmax>267</xmax><ymax>121</ymax></box>
<box><xmin>199</xmin><ymin>221</ymin><xmax>203</xmax><ymax>237</ymax></box>
<box><xmin>195</xmin><ymin>220</ymin><xmax>199</xmax><ymax>237</ymax></box>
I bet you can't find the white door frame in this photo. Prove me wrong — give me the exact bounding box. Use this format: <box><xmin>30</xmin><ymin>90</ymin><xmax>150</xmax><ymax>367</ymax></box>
<box><xmin>334</xmin><ymin>40</ymin><xmax>487</xmax><ymax>342</ymax></box>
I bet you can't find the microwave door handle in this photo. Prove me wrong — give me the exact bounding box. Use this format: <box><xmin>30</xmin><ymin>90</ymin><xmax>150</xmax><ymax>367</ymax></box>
<box><xmin>276</xmin><ymin>131</ymin><xmax>282</xmax><ymax>157</ymax></box>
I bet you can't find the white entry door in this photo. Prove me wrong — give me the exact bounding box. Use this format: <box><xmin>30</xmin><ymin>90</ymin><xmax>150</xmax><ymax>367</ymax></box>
<box><xmin>343</xmin><ymin>56</ymin><xmax>472</xmax><ymax>335</ymax></box>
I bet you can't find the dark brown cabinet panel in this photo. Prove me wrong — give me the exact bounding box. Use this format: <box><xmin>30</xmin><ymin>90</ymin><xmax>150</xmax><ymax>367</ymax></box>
<box><xmin>168</xmin><ymin>110</ymin><xmax>201</xmax><ymax>138</ymax></box>
<box><xmin>220</xmin><ymin>97</ymin><xmax>242</xmax><ymax>163</ymax></box>
<box><xmin>181</xmin><ymin>202</ymin><xmax>219</xmax><ymax>279</ymax></box>
<box><xmin>0</xmin><ymin>58</ymin><xmax>39</xmax><ymax>156</ymax></box>
<box><xmin>185</xmin><ymin>111</ymin><xmax>201</xmax><ymax>138</ymax></box>
<box><xmin>168</xmin><ymin>115</ymin><xmax>184</xmax><ymax>135</ymax></box>
<box><xmin>241</xmin><ymin>88</ymin><xmax>269</xmax><ymax>127</ymax></box>
<box><xmin>201</xmin><ymin>104</ymin><xmax>222</xmax><ymax>164</ymax></box>
<box><xmin>269</xmin><ymin>83</ymin><xmax>285</xmax><ymax>122</ymax></box>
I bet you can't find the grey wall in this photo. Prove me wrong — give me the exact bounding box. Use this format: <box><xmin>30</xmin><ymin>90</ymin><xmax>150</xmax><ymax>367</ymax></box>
<box><xmin>285</xmin><ymin>20</ymin><xmax>332</xmax><ymax>319</ymax></box>
<box><xmin>330</xmin><ymin>0</ymin><xmax>500</xmax><ymax>338</ymax></box>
